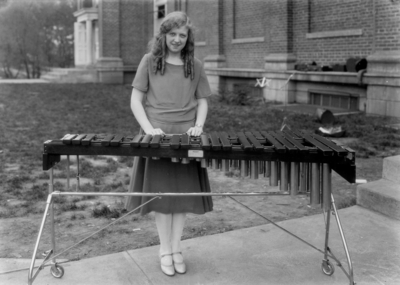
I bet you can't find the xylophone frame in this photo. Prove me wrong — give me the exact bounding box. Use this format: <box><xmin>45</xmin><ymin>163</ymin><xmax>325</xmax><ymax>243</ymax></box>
<box><xmin>29</xmin><ymin>132</ymin><xmax>356</xmax><ymax>285</ymax></box>
<box><xmin>28</xmin><ymin>166</ymin><xmax>355</xmax><ymax>285</ymax></box>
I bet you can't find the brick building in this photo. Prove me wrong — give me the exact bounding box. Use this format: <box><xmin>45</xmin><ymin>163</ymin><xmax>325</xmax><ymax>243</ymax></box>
<box><xmin>73</xmin><ymin>0</ymin><xmax>400</xmax><ymax>117</ymax></box>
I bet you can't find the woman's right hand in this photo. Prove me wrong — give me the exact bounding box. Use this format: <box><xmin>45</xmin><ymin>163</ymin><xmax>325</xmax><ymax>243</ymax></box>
<box><xmin>145</xmin><ymin>128</ymin><xmax>165</xmax><ymax>135</ymax></box>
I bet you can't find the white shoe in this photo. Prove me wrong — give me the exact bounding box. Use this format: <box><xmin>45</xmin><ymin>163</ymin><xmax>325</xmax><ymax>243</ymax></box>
<box><xmin>172</xmin><ymin>252</ymin><xmax>186</xmax><ymax>274</ymax></box>
<box><xmin>160</xmin><ymin>254</ymin><xmax>175</xmax><ymax>276</ymax></box>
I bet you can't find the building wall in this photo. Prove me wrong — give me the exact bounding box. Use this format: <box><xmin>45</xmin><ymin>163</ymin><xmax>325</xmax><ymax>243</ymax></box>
<box><xmin>95</xmin><ymin>0</ymin><xmax>400</xmax><ymax>116</ymax></box>
<box><xmin>375</xmin><ymin>0</ymin><xmax>400</xmax><ymax>51</ymax></box>
<box><xmin>100</xmin><ymin>0</ymin><xmax>400</xmax><ymax>70</ymax></box>
<box><xmin>292</xmin><ymin>0</ymin><xmax>400</xmax><ymax>66</ymax></box>
<box><xmin>266</xmin><ymin>0</ymin><xmax>293</xmax><ymax>54</ymax></box>
<box><xmin>100</xmin><ymin>0</ymin><xmax>120</xmax><ymax>58</ymax></box>
<box><xmin>293</xmin><ymin>0</ymin><xmax>375</xmax><ymax>66</ymax></box>
<box><xmin>221</xmin><ymin>0</ymin><xmax>268</xmax><ymax>69</ymax></box>
<box><xmin>188</xmin><ymin>0</ymin><xmax>220</xmax><ymax>61</ymax></box>
<box><xmin>120</xmin><ymin>0</ymin><xmax>152</xmax><ymax>66</ymax></box>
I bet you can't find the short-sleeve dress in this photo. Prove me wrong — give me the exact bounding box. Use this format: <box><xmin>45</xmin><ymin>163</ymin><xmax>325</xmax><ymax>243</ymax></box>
<box><xmin>125</xmin><ymin>53</ymin><xmax>213</xmax><ymax>215</ymax></box>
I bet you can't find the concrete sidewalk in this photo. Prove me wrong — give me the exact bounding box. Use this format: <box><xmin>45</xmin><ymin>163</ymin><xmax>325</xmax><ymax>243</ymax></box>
<box><xmin>1</xmin><ymin>206</ymin><xmax>399</xmax><ymax>285</ymax></box>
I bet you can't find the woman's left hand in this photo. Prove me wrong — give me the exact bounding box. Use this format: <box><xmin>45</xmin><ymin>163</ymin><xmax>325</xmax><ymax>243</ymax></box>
<box><xmin>187</xmin><ymin>125</ymin><xmax>203</xmax><ymax>137</ymax></box>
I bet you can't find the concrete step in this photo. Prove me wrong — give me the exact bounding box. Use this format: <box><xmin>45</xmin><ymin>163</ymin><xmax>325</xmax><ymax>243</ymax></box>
<box><xmin>41</xmin><ymin>74</ymin><xmax>62</xmax><ymax>81</ymax></box>
<box><xmin>357</xmin><ymin>178</ymin><xmax>400</xmax><ymax>220</ymax></box>
<box><xmin>383</xmin><ymin>155</ymin><xmax>400</xmax><ymax>184</ymax></box>
<box><xmin>41</xmin><ymin>68</ymin><xmax>98</xmax><ymax>83</ymax></box>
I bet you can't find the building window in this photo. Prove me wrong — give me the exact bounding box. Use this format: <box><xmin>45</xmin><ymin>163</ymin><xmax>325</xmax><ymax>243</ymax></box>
<box><xmin>309</xmin><ymin>90</ymin><xmax>358</xmax><ymax>111</ymax></box>
<box><xmin>157</xmin><ymin>4</ymin><xmax>165</xmax><ymax>19</ymax></box>
<box><xmin>154</xmin><ymin>0</ymin><xmax>167</xmax><ymax>35</ymax></box>
<box><xmin>77</xmin><ymin>0</ymin><xmax>98</xmax><ymax>10</ymax></box>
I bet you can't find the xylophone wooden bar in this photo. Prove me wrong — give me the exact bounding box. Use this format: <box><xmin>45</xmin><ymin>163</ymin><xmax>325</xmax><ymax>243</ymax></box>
<box><xmin>140</xmin><ymin>134</ymin><xmax>152</xmax><ymax>147</ymax></box>
<box><xmin>81</xmin><ymin>134</ymin><xmax>95</xmax><ymax>145</ymax></box>
<box><xmin>111</xmin><ymin>134</ymin><xmax>124</xmax><ymax>146</ymax></box>
<box><xmin>219</xmin><ymin>132</ymin><xmax>232</xmax><ymax>151</ymax></box>
<box><xmin>150</xmin><ymin>135</ymin><xmax>162</xmax><ymax>148</ymax></box>
<box><xmin>101</xmin><ymin>134</ymin><xmax>114</xmax><ymax>146</ymax></box>
<box><xmin>61</xmin><ymin>134</ymin><xmax>76</xmax><ymax>145</ymax></box>
<box><xmin>131</xmin><ymin>134</ymin><xmax>142</xmax><ymax>147</ymax></box>
<box><xmin>72</xmin><ymin>134</ymin><xmax>86</xmax><ymax>145</ymax></box>
<box><xmin>260</xmin><ymin>131</ymin><xmax>286</xmax><ymax>153</ymax></box>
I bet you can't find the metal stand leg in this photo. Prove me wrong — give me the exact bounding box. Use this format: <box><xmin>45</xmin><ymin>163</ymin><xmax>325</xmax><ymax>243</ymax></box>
<box><xmin>28</xmin><ymin>194</ymin><xmax>53</xmax><ymax>285</ymax></box>
<box><xmin>331</xmin><ymin>194</ymin><xmax>355</xmax><ymax>284</ymax></box>
<box><xmin>28</xmin><ymin>165</ymin><xmax>162</xmax><ymax>285</ymax></box>
<box><xmin>29</xmin><ymin>168</ymin><xmax>64</xmax><ymax>284</ymax></box>
<box><xmin>321</xmin><ymin>163</ymin><xmax>335</xmax><ymax>275</ymax></box>
<box><xmin>49</xmin><ymin>169</ymin><xmax>61</xmax><ymax>277</ymax></box>
<box><xmin>322</xmin><ymin>207</ymin><xmax>335</xmax><ymax>275</ymax></box>
<box><xmin>49</xmin><ymin>169</ymin><xmax>56</xmax><ymax>264</ymax></box>
<box><xmin>320</xmin><ymin>164</ymin><xmax>354</xmax><ymax>284</ymax></box>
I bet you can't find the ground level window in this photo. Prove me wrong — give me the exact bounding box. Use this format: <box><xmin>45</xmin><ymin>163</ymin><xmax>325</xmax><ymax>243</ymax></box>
<box><xmin>309</xmin><ymin>90</ymin><xmax>358</xmax><ymax>111</ymax></box>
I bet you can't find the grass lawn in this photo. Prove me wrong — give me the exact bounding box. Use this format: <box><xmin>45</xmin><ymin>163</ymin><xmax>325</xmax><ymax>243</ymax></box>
<box><xmin>0</xmin><ymin>83</ymin><xmax>399</xmax><ymax>261</ymax></box>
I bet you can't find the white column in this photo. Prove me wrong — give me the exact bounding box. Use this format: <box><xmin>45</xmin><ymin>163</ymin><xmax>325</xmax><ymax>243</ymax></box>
<box><xmin>86</xmin><ymin>20</ymin><xmax>93</xmax><ymax>65</ymax></box>
<box><xmin>74</xmin><ymin>22</ymin><xmax>79</xmax><ymax>66</ymax></box>
<box><xmin>74</xmin><ymin>22</ymin><xmax>87</xmax><ymax>66</ymax></box>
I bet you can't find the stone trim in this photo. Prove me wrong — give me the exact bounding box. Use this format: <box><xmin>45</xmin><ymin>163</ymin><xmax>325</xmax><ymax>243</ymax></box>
<box><xmin>291</xmin><ymin>71</ymin><xmax>359</xmax><ymax>84</ymax></box>
<box><xmin>204</xmin><ymin>68</ymin><xmax>362</xmax><ymax>84</ymax></box>
<box><xmin>308</xmin><ymin>89</ymin><xmax>358</xmax><ymax>97</ymax></box>
<box><xmin>367</xmin><ymin>51</ymin><xmax>400</xmax><ymax>75</ymax></box>
<box><xmin>232</xmin><ymin>37</ymin><xmax>265</xmax><ymax>44</ymax></box>
<box><xmin>264</xmin><ymin>53</ymin><xmax>297</xmax><ymax>71</ymax></box>
<box><xmin>364</xmin><ymin>73</ymin><xmax>400</xmax><ymax>87</ymax></box>
<box><xmin>204</xmin><ymin>55</ymin><xmax>226</xmax><ymax>62</ymax></box>
<box><xmin>74</xmin><ymin>8</ymin><xmax>98</xmax><ymax>22</ymax></box>
<box><xmin>367</xmin><ymin>51</ymin><xmax>400</xmax><ymax>63</ymax></box>
<box><xmin>205</xmin><ymin>68</ymin><xmax>265</xmax><ymax>78</ymax></box>
<box><xmin>306</xmin><ymin>29</ymin><xmax>363</xmax><ymax>39</ymax></box>
<box><xmin>195</xmin><ymin>41</ymin><xmax>206</xmax><ymax>47</ymax></box>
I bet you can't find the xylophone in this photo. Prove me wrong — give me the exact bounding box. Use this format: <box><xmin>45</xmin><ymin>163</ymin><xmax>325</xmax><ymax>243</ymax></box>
<box><xmin>30</xmin><ymin>130</ymin><xmax>356</xmax><ymax>284</ymax></box>
<box><xmin>43</xmin><ymin>130</ymin><xmax>355</xmax><ymax>205</ymax></box>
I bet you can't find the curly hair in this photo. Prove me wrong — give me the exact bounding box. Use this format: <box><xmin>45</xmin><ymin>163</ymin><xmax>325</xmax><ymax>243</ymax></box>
<box><xmin>149</xmin><ymin>11</ymin><xmax>195</xmax><ymax>80</ymax></box>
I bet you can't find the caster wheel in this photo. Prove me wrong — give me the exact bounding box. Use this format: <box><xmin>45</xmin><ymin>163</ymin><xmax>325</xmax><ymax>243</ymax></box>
<box><xmin>50</xmin><ymin>265</ymin><xmax>64</xmax><ymax>278</ymax></box>
<box><xmin>321</xmin><ymin>260</ymin><xmax>335</xmax><ymax>276</ymax></box>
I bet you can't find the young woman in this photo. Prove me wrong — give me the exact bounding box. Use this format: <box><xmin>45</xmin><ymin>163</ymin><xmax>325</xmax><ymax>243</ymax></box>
<box><xmin>125</xmin><ymin>11</ymin><xmax>213</xmax><ymax>276</ymax></box>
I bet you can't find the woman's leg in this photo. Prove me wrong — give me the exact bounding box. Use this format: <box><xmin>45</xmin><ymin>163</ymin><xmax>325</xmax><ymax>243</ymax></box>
<box><xmin>155</xmin><ymin>212</ymin><xmax>175</xmax><ymax>275</ymax></box>
<box><xmin>171</xmin><ymin>213</ymin><xmax>186</xmax><ymax>260</ymax></box>
<box><xmin>170</xmin><ymin>213</ymin><xmax>187</xmax><ymax>273</ymax></box>
<box><xmin>154</xmin><ymin>212</ymin><xmax>173</xmax><ymax>257</ymax></box>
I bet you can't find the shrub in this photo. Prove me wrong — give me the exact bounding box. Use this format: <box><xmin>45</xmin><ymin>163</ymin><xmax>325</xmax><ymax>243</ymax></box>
<box><xmin>92</xmin><ymin>204</ymin><xmax>126</xmax><ymax>219</ymax></box>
